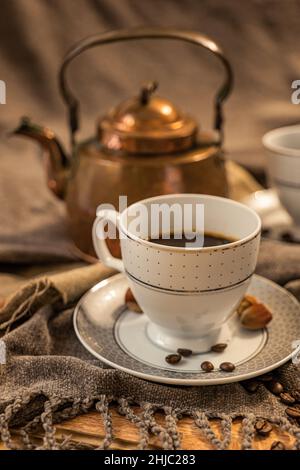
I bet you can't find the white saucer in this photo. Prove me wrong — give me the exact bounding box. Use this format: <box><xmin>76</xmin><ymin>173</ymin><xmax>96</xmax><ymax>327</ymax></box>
<box><xmin>73</xmin><ymin>273</ymin><xmax>300</xmax><ymax>386</ymax></box>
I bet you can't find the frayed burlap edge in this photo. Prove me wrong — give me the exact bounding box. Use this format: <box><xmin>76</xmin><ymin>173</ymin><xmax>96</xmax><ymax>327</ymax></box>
<box><xmin>0</xmin><ymin>264</ymin><xmax>115</xmax><ymax>333</ymax></box>
<box><xmin>1</xmin><ymin>392</ymin><xmax>300</xmax><ymax>450</ymax></box>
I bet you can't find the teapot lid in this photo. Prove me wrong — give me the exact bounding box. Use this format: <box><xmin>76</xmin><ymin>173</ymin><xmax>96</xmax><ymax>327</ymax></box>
<box><xmin>98</xmin><ymin>82</ymin><xmax>198</xmax><ymax>154</ymax></box>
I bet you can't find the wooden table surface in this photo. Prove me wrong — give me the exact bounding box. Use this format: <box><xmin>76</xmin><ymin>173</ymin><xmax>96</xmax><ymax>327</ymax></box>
<box><xmin>0</xmin><ymin>405</ymin><xmax>294</xmax><ymax>450</ymax></box>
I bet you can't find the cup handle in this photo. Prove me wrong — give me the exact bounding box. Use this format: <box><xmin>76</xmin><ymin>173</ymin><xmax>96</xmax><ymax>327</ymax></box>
<box><xmin>92</xmin><ymin>209</ymin><xmax>125</xmax><ymax>272</ymax></box>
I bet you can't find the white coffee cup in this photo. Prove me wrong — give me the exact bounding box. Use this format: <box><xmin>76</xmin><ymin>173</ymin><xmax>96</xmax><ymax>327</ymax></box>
<box><xmin>93</xmin><ymin>194</ymin><xmax>261</xmax><ymax>351</ymax></box>
<box><xmin>263</xmin><ymin>125</ymin><xmax>300</xmax><ymax>224</ymax></box>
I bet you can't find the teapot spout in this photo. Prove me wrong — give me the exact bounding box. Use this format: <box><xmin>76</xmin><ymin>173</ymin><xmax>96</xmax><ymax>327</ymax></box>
<box><xmin>12</xmin><ymin>117</ymin><xmax>70</xmax><ymax>199</ymax></box>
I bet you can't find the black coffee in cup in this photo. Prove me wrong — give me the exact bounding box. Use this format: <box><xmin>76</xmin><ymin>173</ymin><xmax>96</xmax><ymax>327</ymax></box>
<box><xmin>148</xmin><ymin>231</ymin><xmax>235</xmax><ymax>248</ymax></box>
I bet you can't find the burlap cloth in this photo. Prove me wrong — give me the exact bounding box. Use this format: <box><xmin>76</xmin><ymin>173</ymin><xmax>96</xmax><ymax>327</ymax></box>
<box><xmin>0</xmin><ymin>163</ymin><xmax>300</xmax><ymax>450</ymax></box>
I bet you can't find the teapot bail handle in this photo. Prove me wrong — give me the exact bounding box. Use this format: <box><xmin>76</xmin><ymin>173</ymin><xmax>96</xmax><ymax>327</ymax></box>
<box><xmin>59</xmin><ymin>27</ymin><xmax>233</xmax><ymax>148</ymax></box>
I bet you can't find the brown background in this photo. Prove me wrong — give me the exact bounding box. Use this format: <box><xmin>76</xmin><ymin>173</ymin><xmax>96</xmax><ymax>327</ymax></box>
<box><xmin>0</xmin><ymin>1</ymin><xmax>300</xmax><ymax>449</ymax></box>
<box><xmin>0</xmin><ymin>0</ymin><xmax>300</xmax><ymax>261</ymax></box>
<box><xmin>1</xmin><ymin>0</ymin><xmax>300</xmax><ymax>169</ymax></box>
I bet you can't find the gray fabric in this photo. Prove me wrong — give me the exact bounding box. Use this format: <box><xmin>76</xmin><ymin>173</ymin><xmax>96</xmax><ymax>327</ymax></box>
<box><xmin>0</xmin><ymin>304</ymin><xmax>299</xmax><ymax>414</ymax></box>
<box><xmin>258</xmin><ymin>239</ymin><xmax>300</xmax><ymax>288</ymax></box>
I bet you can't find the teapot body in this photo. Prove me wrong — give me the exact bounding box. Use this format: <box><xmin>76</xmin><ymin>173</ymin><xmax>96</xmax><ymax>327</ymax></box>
<box><xmin>14</xmin><ymin>28</ymin><xmax>233</xmax><ymax>258</ymax></box>
<box><xmin>66</xmin><ymin>135</ymin><xmax>228</xmax><ymax>256</ymax></box>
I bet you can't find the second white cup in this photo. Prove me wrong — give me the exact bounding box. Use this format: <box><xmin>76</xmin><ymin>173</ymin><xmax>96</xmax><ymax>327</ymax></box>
<box><xmin>263</xmin><ymin>125</ymin><xmax>300</xmax><ymax>224</ymax></box>
<box><xmin>93</xmin><ymin>194</ymin><xmax>261</xmax><ymax>351</ymax></box>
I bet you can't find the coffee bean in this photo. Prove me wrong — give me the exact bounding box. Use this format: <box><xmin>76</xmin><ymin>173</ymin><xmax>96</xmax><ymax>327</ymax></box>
<box><xmin>210</xmin><ymin>343</ymin><xmax>228</xmax><ymax>353</ymax></box>
<box><xmin>201</xmin><ymin>361</ymin><xmax>214</xmax><ymax>372</ymax></box>
<box><xmin>280</xmin><ymin>392</ymin><xmax>295</xmax><ymax>405</ymax></box>
<box><xmin>260</xmin><ymin>422</ymin><xmax>273</xmax><ymax>436</ymax></box>
<box><xmin>165</xmin><ymin>354</ymin><xmax>181</xmax><ymax>365</ymax></box>
<box><xmin>291</xmin><ymin>390</ymin><xmax>300</xmax><ymax>403</ymax></box>
<box><xmin>270</xmin><ymin>440</ymin><xmax>286</xmax><ymax>450</ymax></box>
<box><xmin>285</xmin><ymin>406</ymin><xmax>300</xmax><ymax>419</ymax></box>
<box><xmin>255</xmin><ymin>419</ymin><xmax>272</xmax><ymax>436</ymax></box>
<box><xmin>267</xmin><ymin>380</ymin><xmax>284</xmax><ymax>395</ymax></box>
<box><xmin>254</xmin><ymin>419</ymin><xmax>265</xmax><ymax>431</ymax></box>
<box><xmin>280</xmin><ymin>231</ymin><xmax>295</xmax><ymax>243</ymax></box>
<box><xmin>261</xmin><ymin>228</ymin><xmax>270</xmax><ymax>238</ymax></box>
<box><xmin>258</xmin><ymin>372</ymin><xmax>274</xmax><ymax>382</ymax></box>
<box><xmin>177</xmin><ymin>348</ymin><xmax>192</xmax><ymax>357</ymax></box>
<box><xmin>241</xmin><ymin>379</ymin><xmax>260</xmax><ymax>393</ymax></box>
<box><xmin>220</xmin><ymin>362</ymin><xmax>235</xmax><ymax>372</ymax></box>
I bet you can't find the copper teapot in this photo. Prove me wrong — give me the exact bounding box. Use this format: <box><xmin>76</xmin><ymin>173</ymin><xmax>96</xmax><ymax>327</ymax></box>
<box><xmin>14</xmin><ymin>28</ymin><xmax>233</xmax><ymax>256</ymax></box>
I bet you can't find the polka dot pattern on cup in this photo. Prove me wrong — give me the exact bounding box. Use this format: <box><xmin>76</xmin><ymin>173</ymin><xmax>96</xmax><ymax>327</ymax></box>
<box><xmin>121</xmin><ymin>233</ymin><xmax>260</xmax><ymax>292</ymax></box>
